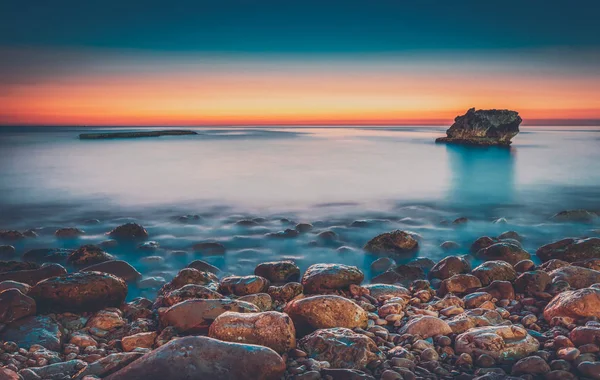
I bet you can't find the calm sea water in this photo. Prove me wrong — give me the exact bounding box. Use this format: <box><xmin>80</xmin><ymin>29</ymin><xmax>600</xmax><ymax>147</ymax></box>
<box><xmin>0</xmin><ymin>126</ymin><xmax>598</xmax><ymax>298</ymax></box>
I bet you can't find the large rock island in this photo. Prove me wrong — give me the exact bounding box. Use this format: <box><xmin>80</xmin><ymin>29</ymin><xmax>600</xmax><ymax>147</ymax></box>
<box><xmin>79</xmin><ymin>130</ymin><xmax>197</xmax><ymax>140</ymax></box>
<box><xmin>436</xmin><ymin>108</ymin><xmax>521</xmax><ymax>146</ymax></box>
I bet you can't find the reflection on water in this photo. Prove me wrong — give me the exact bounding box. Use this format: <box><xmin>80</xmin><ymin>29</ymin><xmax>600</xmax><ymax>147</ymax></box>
<box><xmin>446</xmin><ymin>144</ymin><xmax>515</xmax><ymax>206</ymax></box>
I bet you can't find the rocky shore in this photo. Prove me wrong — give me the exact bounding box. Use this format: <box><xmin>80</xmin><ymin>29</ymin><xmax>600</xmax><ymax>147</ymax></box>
<box><xmin>78</xmin><ymin>130</ymin><xmax>197</xmax><ymax>140</ymax></box>
<box><xmin>1</xmin><ymin>220</ymin><xmax>600</xmax><ymax>379</ymax></box>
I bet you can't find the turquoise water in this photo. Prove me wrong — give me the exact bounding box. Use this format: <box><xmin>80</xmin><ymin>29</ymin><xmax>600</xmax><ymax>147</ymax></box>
<box><xmin>0</xmin><ymin>126</ymin><xmax>598</xmax><ymax>298</ymax></box>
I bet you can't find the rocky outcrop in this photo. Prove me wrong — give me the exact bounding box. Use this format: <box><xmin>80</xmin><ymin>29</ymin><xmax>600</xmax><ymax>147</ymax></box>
<box><xmin>79</xmin><ymin>130</ymin><xmax>198</xmax><ymax>139</ymax></box>
<box><xmin>435</xmin><ymin>108</ymin><xmax>522</xmax><ymax>146</ymax></box>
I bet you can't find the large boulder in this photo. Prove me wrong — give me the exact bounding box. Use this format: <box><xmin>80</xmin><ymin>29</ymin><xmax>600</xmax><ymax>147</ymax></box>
<box><xmin>301</xmin><ymin>264</ymin><xmax>364</xmax><ymax>293</ymax></box>
<box><xmin>0</xmin><ymin>289</ymin><xmax>36</xmax><ymax>324</ymax></box>
<box><xmin>209</xmin><ymin>311</ymin><xmax>296</xmax><ymax>354</ymax></box>
<box><xmin>363</xmin><ymin>230</ymin><xmax>419</xmax><ymax>255</ymax></box>
<box><xmin>429</xmin><ymin>256</ymin><xmax>471</xmax><ymax>280</ymax></box>
<box><xmin>104</xmin><ymin>336</ymin><xmax>286</xmax><ymax>380</ymax></box>
<box><xmin>475</xmin><ymin>242</ymin><xmax>530</xmax><ymax>265</ymax></box>
<box><xmin>218</xmin><ymin>275</ymin><xmax>270</xmax><ymax>296</ymax></box>
<box><xmin>299</xmin><ymin>328</ymin><xmax>383</xmax><ymax>369</ymax></box>
<box><xmin>454</xmin><ymin>325</ymin><xmax>539</xmax><ymax>362</ymax></box>
<box><xmin>472</xmin><ymin>261</ymin><xmax>517</xmax><ymax>286</ymax></box>
<box><xmin>549</xmin><ymin>265</ymin><xmax>600</xmax><ymax>289</ymax></box>
<box><xmin>159</xmin><ymin>299</ymin><xmax>259</xmax><ymax>333</ymax></box>
<box><xmin>537</xmin><ymin>238</ymin><xmax>600</xmax><ymax>262</ymax></box>
<box><xmin>284</xmin><ymin>295</ymin><xmax>368</xmax><ymax>334</ymax></box>
<box><xmin>0</xmin><ymin>315</ymin><xmax>63</xmax><ymax>351</ymax></box>
<box><xmin>29</xmin><ymin>271</ymin><xmax>127</xmax><ymax>313</ymax></box>
<box><xmin>435</xmin><ymin>108</ymin><xmax>521</xmax><ymax>146</ymax></box>
<box><xmin>0</xmin><ymin>263</ymin><xmax>66</xmax><ymax>285</ymax></box>
<box><xmin>81</xmin><ymin>260</ymin><xmax>142</xmax><ymax>282</ymax></box>
<box><xmin>543</xmin><ymin>287</ymin><xmax>600</xmax><ymax>322</ymax></box>
<box><xmin>108</xmin><ymin>223</ymin><xmax>149</xmax><ymax>240</ymax></box>
<box><xmin>254</xmin><ymin>260</ymin><xmax>300</xmax><ymax>284</ymax></box>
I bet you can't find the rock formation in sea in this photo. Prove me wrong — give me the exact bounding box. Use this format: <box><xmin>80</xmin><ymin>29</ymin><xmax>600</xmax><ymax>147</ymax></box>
<box><xmin>436</xmin><ymin>108</ymin><xmax>522</xmax><ymax>146</ymax></box>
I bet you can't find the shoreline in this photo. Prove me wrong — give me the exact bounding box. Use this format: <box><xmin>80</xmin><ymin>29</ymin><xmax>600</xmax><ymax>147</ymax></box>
<box><xmin>1</xmin><ymin>213</ymin><xmax>599</xmax><ymax>379</ymax></box>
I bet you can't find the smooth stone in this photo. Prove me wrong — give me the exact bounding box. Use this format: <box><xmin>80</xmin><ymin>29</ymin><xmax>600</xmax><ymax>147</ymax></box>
<box><xmin>301</xmin><ymin>263</ymin><xmax>364</xmax><ymax>293</ymax></box>
<box><xmin>22</xmin><ymin>248</ymin><xmax>73</xmax><ymax>263</ymax></box>
<box><xmin>0</xmin><ymin>264</ymin><xmax>66</xmax><ymax>285</ymax></box>
<box><xmin>537</xmin><ymin>238</ymin><xmax>600</xmax><ymax>262</ymax></box>
<box><xmin>108</xmin><ymin>223</ymin><xmax>149</xmax><ymax>240</ymax></box>
<box><xmin>454</xmin><ymin>325</ymin><xmax>539</xmax><ymax>362</ymax></box>
<box><xmin>254</xmin><ymin>260</ymin><xmax>300</xmax><ymax>283</ymax></box>
<box><xmin>81</xmin><ymin>260</ymin><xmax>142</xmax><ymax>282</ymax></box>
<box><xmin>187</xmin><ymin>259</ymin><xmax>220</xmax><ymax>274</ymax></box>
<box><xmin>475</xmin><ymin>242</ymin><xmax>530</xmax><ymax>265</ymax></box>
<box><xmin>429</xmin><ymin>256</ymin><xmax>471</xmax><ymax>280</ymax></box>
<box><xmin>399</xmin><ymin>316</ymin><xmax>452</xmax><ymax>339</ymax></box>
<box><xmin>218</xmin><ymin>275</ymin><xmax>270</xmax><ymax>296</ymax></box>
<box><xmin>544</xmin><ymin>287</ymin><xmax>600</xmax><ymax>321</ymax></box>
<box><xmin>549</xmin><ymin>265</ymin><xmax>600</xmax><ymax>289</ymax></box>
<box><xmin>284</xmin><ymin>295</ymin><xmax>368</xmax><ymax>334</ymax></box>
<box><xmin>472</xmin><ymin>261</ymin><xmax>517</xmax><ymax>286</ymax></box>
<box><xmin>0</xmin><ymin>289</ymin><xmax>36</xmax><ymax>324</ymax></box>
<box><xmin>363</xmin><ymin>230</ymin><xmax>419</xmax><ymax>255</ymax></box>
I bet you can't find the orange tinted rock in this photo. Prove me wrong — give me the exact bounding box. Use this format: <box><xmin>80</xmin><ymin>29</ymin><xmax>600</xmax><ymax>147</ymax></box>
<box><xmin>472</xmin><ymin>261</ymin><xmax>517</xmax><ymax>286</ymax></box>
<box><xmin>399</xmin><ymin>316</ymin><xmax>452</xmax><ymax>339</ymax></box>
<box><xmin>475</xmin><ymin>242</ymin><xmax>530</xmax><ymax>265</ymax></box>
<box><xmin>284</xmin><ymin>295</ymin><xmax>368</xmax><ymax>334</ymax></box>
<box><xmin>67</xmin><ymin>245</ymin><xmax>114</xmax><ymax>267</ymax></box>
<box><xmin>218</xmin><ymin>275</ymin><xmax>270</xmax><ymax>296</ymax></box>
<box><xmin>162</xmin><ymin>284</ymin><xmax>224</xmax><ymax>307</ymax></box>
<box><xmin>537</xmin><ymin>238</ymin><xmax>600</xmax><ymax>263</ymax></box>
<box><xmin>549</xmin><ymin>265</ymin><xmax>600</xmax><ymax>289</ymax></box>
<box><xmin>121</xmin><ymin>331</ymin><xmax>157</xmax><ymax>352</ymax></box>
<box><xmin>438</xmin><ymin>274</ymin><xmax>482</xmax><ymax>296</ymax></box>
<box><xmin>254</xmin><ymin>260</ymin><xmax>300</xmax><ymax>283</ymax></box>
<box><xmin>0</xmin><ymin>289</ymin><xmax>36</xmax><ymax>324</ymax></box>
<box><xmin>455</xmin><ymin>325</ymin><xmax>539</xmax><ymax>362</ymax></box>
<box><xmin>108</xmin><ymin>223</ymin><xmax>149</xmax><ymax>240</ymax></box>
<box><xmin>364</xmin><ymin>230</ymin><xmax>419</xmax><ymax>255</ymax></box>
<box><xmin>301</xmin><ymin>264</ymin><xmax>363</xmax><ymax>293</ymax></box>
<box><xmin>429</xmin><ymin>256</ymin><xmax>471</xmax><ymax>280</ymax></box>
<box><xmin>544</xmin><ymin>287</ymin><xmax>600</xmax><ymax>322</ymax></box>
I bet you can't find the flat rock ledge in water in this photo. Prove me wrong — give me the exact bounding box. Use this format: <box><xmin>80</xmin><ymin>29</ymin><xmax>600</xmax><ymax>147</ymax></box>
<box><xmin>436</xmin><ymin>108</ymin><xmax>521</xmax><ymax>146</ymax></box>
<box><xmin>79</xmin><ymin>129</ymin><xmax>197</xmax><ymax>139</ymax></box>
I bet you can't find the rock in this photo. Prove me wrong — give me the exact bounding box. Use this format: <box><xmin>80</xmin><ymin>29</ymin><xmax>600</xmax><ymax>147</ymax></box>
<box><xmin>551</xmin><ymin>210</ymin><xmax>598</xmax><ymax>223</ymax></box>
<box><xmin>438</xmin><ymin>274</ymin><xmax>482</xmax><ymax>296</ymax></box>
<box><xmin>81</xmin><ymin>260</ymin><xmax>141</xmax><ymax>282</ymax></box>
<box><xmin>321</xmin><ymin>369</ymin><xmax>375</xmax><ymax>380</ymax></box>
<box><xmin>162</xmin><ymin>284</ymin><xmax>224</xmax><ymax>306</ymax></box>
<box><xmin>0</xmin><ymin>289</ymin><xmax>36</xmax><ymax>324</ymax></box>
<box><xmin>514</xmin><ymin>270</ymin><xmax>551</xmax><ymax>295</ymax></box>
<box><xmin>268</xmin><ymin>282</ymin><xmax>303</xmax><ymax>302</ymax></box>
<box><xmin>55</xmin><ymin>227</ymin><xmax>85</xmax><ymax>238</ymax></box>
<box><xmin>363</xmin><ymin>284</ymin><xmax>410</xmax><ymax>301</ymax></box>
<box><xmin>22</xmin><ymin>248</ymin><xmax>73</xmax><ymax>263</ymax></box>
<box><xmin>0</xmin><ymin>280</ymin><xmax>31</xmax><ymax>294</ymax></box>
<box><xmin>435</xmin><ymin>108</ymin><xmax>521</xmax><ymax>146</ymax></box>
<box><xmin>463</xmin><ymin>292</ymin><xmax>493</xmax><ymax>309</ymax></box>
<box><xmin>137</xmin><ymin>241</ymin><xmax>159</xmax><ymax>251</ymax></box>
<box><xmin>363</xmin><ymin>230</ymin><xmax>419</xmax><ymax>255</ymax></box>
<box><xmin>159</xmin><ymin>298</ymin><xmax>259</xmax><ymax>333</ymax></box>
<box><xmin>569</xmin><ymin>326</ymin><xmax>600</xmax><ymax>346</ymax></box>
<box><xmin>70</xmin><ymin>333</ymin><xmax>98</xmax><ymax>348</ymax></box>
<box><xmin>475</xmin><ymin>242</ymin><xmax>530</xmax><ymax>265</ymax></box>
<box><xmin>104</xmin><ymin>336</ymin><xmax>285</xmax><ymax>380</ymax></box>
<box><xmin>29</xmin><ymin>271</ymin><xmax>127</xmax><ymax>313</ymax></box>
<box><xmin>574</xmin><ymin>258</ymin><xmax>600</xmax><ymax>271</ymax></box>
<box><xmin>549</xmin><ymin>266</ymin><xmax>600</xmax><ymax>289</ymax></box>
<box><xmin>238</xmin><ymin>293</ymin><xmax>272</xmax><ymax>311</ymax></box>
<box><xmin>373</xmin><ymin>264</ymin><xmax>425</xmax><ymax>287</ymax></box>
<box><xmin>498</xmin><ymin>231</ymin><xmax>523</xmax><ymax>242</ymax></box>
<box><xmin>299</xmin><ymin>328</ymin><xmax>382</xmax><ymax>369</ymax></box>
<box><xmin>578</xmin><ymin>361</ymin><xmax>600</xmax><ymax>379</ymax></box>
<box><xmin>187</xmin><ymin>260</ymin><xmax>220</xmax><ymax>274</ymax></box>
<box><xmin>0</xmin><ymin>368</ymin><xmax>20</xmax><ymax>380</ymax></box>
<box><xmin>370</xmin><ymin>257</ymin><xmax>396</xmax><ymax>274</ymax></box>
<box><xmin>429</xmin><ymin>256</ymin><xmax>471</xmax><ymax>280</ymax></box>
<box><xmin>160</xmin><ymin>268</ymin><xmax>218</xmax><ymax>295</ymax></box>
<box><xmin>0</xmin><ymin>263</ymin><xmax>66</xmax><ymax>285</ymax></box>
<box><xmin>22</xmin><ymin>359</ymin><xmax>87</xmax><ymax>380</ymax></box>
<box><xmin>471</xmin><ymin>237</ymin><xmax>498</xmax><ymax>253</ymax></box>
<box><xmin>284</xmin><ymin>295</ymin><xmax>368</xmax><ymax>334</ymax></box>
<box><xmin>0</xmin><ymin>260</ymin><xmax>39</xmax><ymax>273</ymax></box>
<box><xmin>0</xmin><ymin>245</ymin><xmax>16</xmax><ymax>258</ymax></box>
<box><xmin>74</xmin><ymin>352</ymin><xmax>144</xmax><ymax>379</ymax></box>
<box><xmin>254</xmin><ymin>260</ymin><xmax>300</xmax><ymax>283</ymax></box>
<box><xmin>511</xmin><ymin>356</ymin><xmax>550</xmax><ymax>375</ymax></box>
<box><xmin>108</xmin><ymin>223</ymin><xmax>148</xmax><ymax>240</ymax></box>
<box><xmin>121</xmin><ymin>332</ymin><xmax>157</xmax><ymax>352</ymax></box>
<box><xmin>295</xmin><ymin>223</ymin><xmax>313</xmax><ymax>233</ymax></box>
<box><xmin>86</xmin><ymin>309</ymin><xmax>126</xmax><ymax>330</ymax></box>
<box><xmin>301</xmin><ymin>264</ymin><xmax>363</xmax><ymax>293</ymax></box>
<box><xmin>478</xmin><ymin>280</ymin><xmax>515</xmax><ymax>300</ymax></box>
<box><xmin>0</xmin><ymin>315</ymin><xmax>63</xmax><ymax>351</ymax></box>
<box><xmin>192</xmin><ymin>242</ymin><xmax>226</xmax><ymax>255</ymax></box>
<box><xmin>79</xmin><ymin>130</ymin><xmax>197</xmax><ymax>139</ymax></box>
<box><xmin>218</xmin><ymin>275</ymin><xmax>270</xmax><ymax>296</ymax></box>
<box><xmin>209</xmin><ymin>311</ymin><xmax>296</xmax><ymax>354</ymax></box>
<box><xmin>67</xmin><ymin>245</ymin><xmax>114</xmax><ymax>267</ymax></box>
<box><xmin>543</xmin><ymin>287</ymin><xmax>600</xmax><ymax>321</ymax></box>
<box><xmin>455</xmin><ymin>325</ymin><xmax>539</xmax><ymax>362</ymax></box>
<box><xmin>440</xmin><ymin>241</ymin><xmax>460</xmax><ymax>251</ymax></box>
<box><xmin>537</xmin><ymin>238</ymin><xmax>600</xmax><ymax>262</ymax></box>
<box><xmin>0</xmin><ymin>230</ymin><xmax>25</xmax><ymax>241</ymax></box>
<box><xmin>514</xmin><ymin>259</ymin><xmax>535</xmax><ymax>272</ymax></box>
<box><xmin>472</xmin><ymin>261</ymin><xmax>517</xmax><ymax>286</ymax></box>
<box><xmin>399</xmin><ymin>316</ymin><xmax>452</xmax><ymax>338</ymax></box>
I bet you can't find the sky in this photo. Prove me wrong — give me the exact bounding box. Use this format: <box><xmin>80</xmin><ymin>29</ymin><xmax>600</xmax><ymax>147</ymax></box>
<box><xmin>1</xmin><ymin>0</ymin><xmax>599</xmax><ymax>126</ymax></box>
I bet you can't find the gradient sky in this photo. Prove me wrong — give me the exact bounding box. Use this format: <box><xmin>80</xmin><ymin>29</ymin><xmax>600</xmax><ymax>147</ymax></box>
<box><xmin>1</xmin><ymin>0</ymin><xmax>599</xmax><ymax>126</ymax></box>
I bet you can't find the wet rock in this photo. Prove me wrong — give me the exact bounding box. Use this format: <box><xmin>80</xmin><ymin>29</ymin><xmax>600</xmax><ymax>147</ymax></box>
<box><xmin>137</xmin><ymin>241</ymin><xmax>159</xmax><ymax>251</ymax></box>
<box><xmin>108</xmin><ymin>223</ymin><xmax>148</xmax><ymax>240</ymax></box>
<box><xmin>67</xmin><ymin>245</ymin><xmax>114</xmax><ymax>267</ymax></box>
<box><xmin>0</xmin><ymin>245</ymin><xmax>16</xmax><ymax>258</ymax></box>
<box><xmin>254</xmin><ymin>260</ymin><xmax>300</xmax><ymax>283</ymax></box>
<box><xmin>511</xmin><ymin>356</ymin><xmax>550</xmax><ymax>376</ymax></box>
<box><xmin>218</xmin><ymin>275</ymin><xmax>270</xmax><ymax>296</ymax></box>
<box><xmin>0</xmin><ymin>263</ymin><xmax>67</xmax><ymax>285</ymax></box>
<box><xmin>295</xmin><ymin>223</ymin><xmax>313</xmax><ymax>233</ymax></box>
<box><xmin>537</xmin><ymin>238</ymin><xmax>600</xmax><ymax>262</ymax></box>
<box><xmin>514</xmin><ymin>259</ymin><xmax>535</xmax><ymax>272</ymax></box>
<box><xmin>363</xmin><ymin>284</ymin><xmax>410</xmax><ymax>301</ymax></box>
<box><xmin>121</xmin><ymin>332</ymin><xmax>157</xmax><ymax>352</ymax></box>
<box><xmin>209</xmin><ymin>311</ymin><xmax>296</xmax><ymax>354</ymax></box>
<box><xmin>159</xmin><ymin>298</ymin><xmax>259</xmax><ymax>333</ymax></box>
<box><xmin>0</xmin><ymin>315</ymin><xmax>63</xmax><ymax>351</ymax></box>
<box><xmin>55</xmin><ymin>227</ymin><xmax>85</xmax><ymax>238</ymax></box>
<box><xmin>301</xmin><ymin>264</ymin><xmax>363</xmax><ymax>293</ymax></box>
<box><xmin>238</xmin><ymin>293</ymin><xmax>272</xmax><ymax>311</ymax></box>
<box><xmin>373</xmin><ymin>264</ymin><xmax>425</xmax><ymax>287</ymax></box>
<box><xmin>429</xmin><ymin>256</ymin><xmax>471</xmax><ymax>280</ymax></box>
<box><xmin>399</xmin><ymin>316</ymin><xmax>452</xmax><ymax>338</ymax></box>
<box><xmin>81</xmin><ymin>260</ymin><xmax>141</xmax><ymax>282</ymax></box>
<box><xmin>104</xmin><ymin>336</ymin><xmax>286</xmax><ymax>380</ymax></box>
<box><xmin>551</xmin><ymin>209</ymin><xmax>598</xmax><ymax>223</ymax></box>
<box><xmin>363</xmin><ymin>230</ymin><xmax>419</xmax><ymax>255</ymax></box>
<box><xmin>544</xmin><ymin>287</ymin><xmax>600</xmax><ymax>321</ymax></box>
<box><xmin>284</xmin><ymin>295</ymin><xmax>368</xmax><ymax>333</ymax></box>
<box><xmin>475</xmin><ymin>242</ymin><xmax>530</xmax><ymax>265</ymax></box>
<box><xmin>86</xmin><ymin>308</ymin><xmax>126</xmax><ymax>330</ymax></box>
<box><xmin>160</xmin><ymin>268</ymin><xmax>218</xmax><ymax>295</ymax></box>
<box><xmin>74</xmin><ymin>352</ymin><xmax>144</xmax><ymax>379</ymax></box>
<box><xmin>472</xmin><ymin>261</ymin><xmax>517</xmax><ymax>286</ymax></box>
<box><xmin>370</xmin><ymin>257</ymin><xmax>396</xmax><ymax>274</ymax></box>
<box><xmin>0</xmin><ymin>368</ymin><xmax>20</xmax><ymax>380</ymax></box>
<box><xmin>549</xmin><ymin>265</ymin><xmax>600</xmax><ymax>289</ymax></box>
<box><xmin>162</xmin><ymin>284</ymin><xmax>224</xmax><ymax>307</ymax></box>
<box><xmin>514</xmin><ymin>270</ymin><xmax>551</xmax><ymax>295</ymax></box>
<box><xmin>574</xmin><ymin>258</ymin><xmax>600</xmax><ymax>271</ymax></box>
<box><xmin>478</xmin><ymin>280</ymin><xmax>515</xmax><ymax>300</ymax></box>
<box><xmin>455</xmin><ymin>325</ymin><xmax>539</xmax><ymax>362</ymax></box>
<box><xmin>299</xmin><ymin>328</ymin><xmax>382</xmax><ymax>369</ymax></box>
<box><xmin>438</xmin><ymin>274</ymin><xmax>482</xmax><ymax>296</ymax></box>
<box><xmin>266</xmin><ymin>229</ymin><xmax>300</xmax><ymax>239</ymax></box>
<box><xmin>0</xmin><ymin>260</ymin><xmax>39</xmax><ymax>273</ymax></box>
<box><xmin>471</xmin><ymin>236</ymin><xmax>498</xmax><ymax>253</ymax></box>
<box><xmin>187</xmin><ymin>259</ymin><xmax>220</xmax><ymax>274</ymax></box>
<box><xmin>0</xmin><ymin>289</ymin><xmax>36</xmax><ymax>324</ymax></box>
<box><xmin>30</xmin><ymin>272</ymin><xmax>127</xmax><ymax>313</ymax></box>
<box><xmin>268</xmin><ymin>282</ymin><xmax>303</xmax><ymax>302</ymax></box>
<box><xmin>192</xmin><ymin>241</ymin><xmax>226</xmax><ymax>255</ymax></box>
<box><xmin>22</xmin><ymin>248</ymin><xmax>73</xmax><ymax>264</ymax></box>
<box><xmin>0</xmin><ymin>230</ymin><xmax>26</xmax><ymax>241</ymax></box>
<box><xmin>21</xmin><ymin>359</ymin><xmax>87</xmax><ymax>380</ymax></box>
<box><xmin>498</xmin><ymin>231</ymin><xmax>523</xmax><ymax>242</ymax></box>
<box><xmin>569</xmin><ymin>326</ymin><xmax>600</xmax><ymax>346</ymax></box>
<box><xmin>578</xmin><ymin>361</ymin><xmax>600</xmax><ymax>379</ymax></box>
<box><xmin>321</xmin><ymin>369</ymin><xmax>375</xmax><ymax>380</ymax></box>
<box><xmin>435</xmin><ymin>108</ymin><xmax>521</xmax><ymax>146</ymax></box>
<box><xmin>0</xmin><ymin>280</ymin><xmax>30</xmax><ymax>294</ymax></box>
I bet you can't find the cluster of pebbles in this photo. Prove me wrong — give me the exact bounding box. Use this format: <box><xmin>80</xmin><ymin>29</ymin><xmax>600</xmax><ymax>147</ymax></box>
<box><xmin>1</xmin><ymin>214</ymin><xmax>600</xmax><ymax>380</ymax></box>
